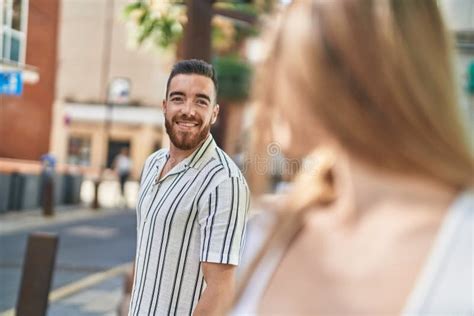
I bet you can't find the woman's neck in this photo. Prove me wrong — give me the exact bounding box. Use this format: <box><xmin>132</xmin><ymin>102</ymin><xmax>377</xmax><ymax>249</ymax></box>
<box><xmin>329</xmin><ymin>152</ymin><xmax>458</xmax><ymax>226</ymax></box>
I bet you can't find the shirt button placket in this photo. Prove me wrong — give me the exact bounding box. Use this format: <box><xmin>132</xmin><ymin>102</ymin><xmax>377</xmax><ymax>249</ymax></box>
<box><xmin>144</xmin><ymin>180</ymin><xmax>161</xmax><ymax>223</ymax></box>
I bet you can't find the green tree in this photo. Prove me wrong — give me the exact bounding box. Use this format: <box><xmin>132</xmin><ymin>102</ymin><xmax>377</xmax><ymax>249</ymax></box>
<box><xmin>123</xmin><ymin>0</ymin><xmax>274</xmax><ymax>101</ymax></box>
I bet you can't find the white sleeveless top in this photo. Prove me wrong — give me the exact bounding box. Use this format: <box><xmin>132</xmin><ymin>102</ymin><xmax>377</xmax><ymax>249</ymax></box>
<box><xmin>232</xmin><ymin>191</ymin><xmax>473</xmax><ymax>315</ymax></box>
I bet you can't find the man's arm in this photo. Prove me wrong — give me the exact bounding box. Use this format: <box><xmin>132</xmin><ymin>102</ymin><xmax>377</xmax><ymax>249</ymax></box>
<box><xmin>193</xmin><ymin>262</ymin><xmax>236</xmax><ymax>316</ymax></box>
<box><xmin>195</xmin><ymin>176</ymin><xmax>249</xmax><ymax>315</ymax></box>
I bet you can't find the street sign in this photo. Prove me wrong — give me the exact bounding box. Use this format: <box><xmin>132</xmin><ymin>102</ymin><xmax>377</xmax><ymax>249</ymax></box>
<box><xmin>0</xmin><ymin>71</ymin><xmax>23</xmax><ymax>96</ymax></box>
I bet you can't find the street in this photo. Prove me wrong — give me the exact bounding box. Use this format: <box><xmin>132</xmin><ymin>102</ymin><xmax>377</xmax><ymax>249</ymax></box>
<box><xmin>0</xmin><ymin>207</ymin><xmax>136</xmax><ymax>315</ymax></box>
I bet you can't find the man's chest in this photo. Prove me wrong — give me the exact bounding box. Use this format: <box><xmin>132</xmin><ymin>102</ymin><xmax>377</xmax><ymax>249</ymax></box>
<box><xmin>138</xmin><ymin>171</ymin><xmax>207</xmax><ymax>225</ymax></box>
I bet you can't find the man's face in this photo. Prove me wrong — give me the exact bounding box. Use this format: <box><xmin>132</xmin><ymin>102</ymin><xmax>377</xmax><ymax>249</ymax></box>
<box><xmin>163</xmin><ymin>74</ymin><xmax>219</xmax><ymax>151</ymax></box>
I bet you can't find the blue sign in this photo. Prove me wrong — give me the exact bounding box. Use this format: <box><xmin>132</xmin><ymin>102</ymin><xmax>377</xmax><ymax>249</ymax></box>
<box><xmin>0</xmin><ymin>71</ymin><xmax>23</xmax><ymax>96</ymax></box>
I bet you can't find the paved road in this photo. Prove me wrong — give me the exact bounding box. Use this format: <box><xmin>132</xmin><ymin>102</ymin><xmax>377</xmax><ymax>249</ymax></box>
<box><xmin>48</xmin><ymin>275</ymin><xmax>124</xmax><ymax>316</ymax></box>
<box><xmin>0</xmin><ymin>208</ymin><xmax>136</xmax><ymax>312</ymax></box>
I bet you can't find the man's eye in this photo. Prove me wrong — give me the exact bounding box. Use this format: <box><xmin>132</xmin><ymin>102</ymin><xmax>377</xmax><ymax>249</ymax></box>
<box><xmin>172</xmin><ymin>97</ymin><xmax>184</xmax><ymax>102</ymax></box>
<box><xmin>196</xmin><ymin>99</ymin><xmax>208</xmax><ymax>105</ymax></box>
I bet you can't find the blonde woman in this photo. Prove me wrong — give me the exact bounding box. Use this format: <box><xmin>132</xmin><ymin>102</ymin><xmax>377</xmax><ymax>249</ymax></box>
<box><xmin>232</xmin><ymin>0</ymin><xmax>473</xmax><ymax>315</ymax></box>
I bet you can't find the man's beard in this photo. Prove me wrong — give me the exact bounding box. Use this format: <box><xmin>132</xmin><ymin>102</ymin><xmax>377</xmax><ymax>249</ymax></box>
<box><xmin>165</xmin><ymin>114</ymin><xmax>211</xmax><ymax>150</ymax></box>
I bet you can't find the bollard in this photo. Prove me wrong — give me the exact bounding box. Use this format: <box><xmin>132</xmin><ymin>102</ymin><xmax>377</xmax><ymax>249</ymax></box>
<box><xmin>41</xmin><ymin>172</ymin><xmax>54</xmax><ymax>216</ymax></box>
<box><xmin>91</xmin><ymin>178</ymin><xmax>101</xmax><ymax>209</ymax></box>
<box><xmin>16</xmin><ymin>232</ymin><xmax>59</xmax><ymax>316</ymax></box>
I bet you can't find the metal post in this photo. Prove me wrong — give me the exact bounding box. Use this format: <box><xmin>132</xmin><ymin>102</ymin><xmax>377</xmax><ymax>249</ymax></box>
<box><xmin>91</xmin><ymin>177</ymin><xmax>101</xmax><ymax>210</ymax></box>
<box><xmin>16</xmin><ymin>233</ymin><xmax>59</xmax><ymax>316</ymax></box>
<box><xmin>92</xmin><ymin>0</ymin><xmax>115</xmax><ymax>209</ymax></box>
<box><xmin>41</xmin><ymin>172</ymin><xmax>54</xmax><ymax>216</ymax></box>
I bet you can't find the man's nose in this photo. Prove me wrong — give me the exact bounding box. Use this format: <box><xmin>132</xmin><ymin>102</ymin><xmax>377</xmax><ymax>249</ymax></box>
<box><xmin>181</xmin><ymin>99</ymin><xmax>195</xmax><ymax>115</ymax></box>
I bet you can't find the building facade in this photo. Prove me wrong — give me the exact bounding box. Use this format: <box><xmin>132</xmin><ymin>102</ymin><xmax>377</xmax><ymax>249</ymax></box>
<box><xmin>440</xmin><ymin>0</ymin><xmax>474</xmax><ymax>123</ymax></box>
<box><xmin>0</xmin><ymin>0</ymin><xmax>60</xmax><ymax>160</ymax></box>
<box><xmin>50</xmin><ymin>0</ymin><xmax>174</xmax><ymax>179</ymax></box>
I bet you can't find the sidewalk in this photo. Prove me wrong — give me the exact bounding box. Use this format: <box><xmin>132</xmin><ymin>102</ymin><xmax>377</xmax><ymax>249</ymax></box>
<box><xmin>0</xmin><ymin>179</ymin><xmax>139</xmax><ymax>236</ymax></box>
<box><xmin>0</xmin><ymin>206</ymin><xmax>129</xmax><ymax>236</ymax></box>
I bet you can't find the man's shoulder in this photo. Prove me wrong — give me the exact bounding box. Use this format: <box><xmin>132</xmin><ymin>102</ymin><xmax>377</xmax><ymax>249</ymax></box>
<box><xmin>210</xmin><ymin>147</ymin><xmax>247</xmax><ymax>182</ymax></box>
<box><xmin>143</xmin><ymin>149</ymin><xmax>168</xmax><ymax>170</ymax></box>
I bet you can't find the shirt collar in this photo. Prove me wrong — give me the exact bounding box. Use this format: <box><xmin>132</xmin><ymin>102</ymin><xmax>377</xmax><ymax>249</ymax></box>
<box><xmin>155</xmin><ymin>134</ymin><xmax>216</xmax><ymax>176</ymax></box>
<box><xmin>185</xmin><ymin>134</ymin><xmax>216</xmax><ymax>170</ymax></box>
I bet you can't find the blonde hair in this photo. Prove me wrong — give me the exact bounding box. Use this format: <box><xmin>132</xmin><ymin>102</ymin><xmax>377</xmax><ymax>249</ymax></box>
<box><xmin>238</xmin><ymin>0</ymin><xmax>473</xmax><ymax>304</ymax></box>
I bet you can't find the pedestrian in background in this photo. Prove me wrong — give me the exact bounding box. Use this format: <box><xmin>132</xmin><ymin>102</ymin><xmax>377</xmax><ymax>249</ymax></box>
<box><xmin>129</xmin><ymin>59</ymin><xmax>249</xmax><ymax>315</ymax></box>
<box><xmin>40</xmin><ymin>152</ymin><xmax>57</xmax><ymax>215</ymax></box>
<box><xmin>114</xmin><ymin>147</ymin><xmax>132</xmax><ymax>204</ymax></box>
<box><xmin>233</xmin><ymin>0</ymin><xmax>473</xmax><ymax>315</ymax></box>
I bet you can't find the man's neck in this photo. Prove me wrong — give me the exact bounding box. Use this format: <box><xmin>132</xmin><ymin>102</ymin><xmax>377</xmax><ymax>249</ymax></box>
<box><xmin>167</xmin><ymin>136</ymin><xmax>208</xmax><ymax>169</ymax></box>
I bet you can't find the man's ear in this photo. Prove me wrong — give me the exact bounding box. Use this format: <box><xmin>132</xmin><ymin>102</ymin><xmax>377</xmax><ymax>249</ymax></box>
<box><xmin>211</xmin><ymin>104</ymin><xmax>220</xmax><ymax>124</ymax></box>
<box><xmin>162</xmin><ymin>99</ymin><xmax>167</xmax><ymax>114</ymax></box>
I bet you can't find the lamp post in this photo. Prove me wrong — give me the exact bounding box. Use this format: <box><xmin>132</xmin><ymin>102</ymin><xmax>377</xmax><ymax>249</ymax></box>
<box><xmin>92</xmin><ymin>0</ymin><xmax>115</xmax><ymax>210</ymax></box>
<box><xmin>91</xmin><ymin>101</ymin><xmax>113</xmax><ymax>210</ymax></box>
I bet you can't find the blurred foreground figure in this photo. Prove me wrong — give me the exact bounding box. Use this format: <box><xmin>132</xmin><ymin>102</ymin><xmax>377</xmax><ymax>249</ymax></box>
<box><xmin>233</xmin><ymin>0</ymin><xmax>473</xmax><ymax>315</ymax></box>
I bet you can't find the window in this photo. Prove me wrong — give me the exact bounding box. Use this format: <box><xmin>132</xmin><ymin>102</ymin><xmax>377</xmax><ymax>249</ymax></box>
<box><xmin>1</xmin><ymin>0</ymin><xmax>28</xmax><ymax>64</ymax></box>
<box><xmin>67</xmin><ymin>136</ymin><xmax>92</xmax><ymax>166</ymax></box>
<box><xmin>107</xmin><ymin>140</ymin><xmax>130</xmax><ymax>168</ymax></box>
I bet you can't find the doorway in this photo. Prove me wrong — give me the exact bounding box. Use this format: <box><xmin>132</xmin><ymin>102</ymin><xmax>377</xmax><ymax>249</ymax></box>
<box><xmin>107</xmin><ymin>140</ymin><xmax>130</xmax><ymax>168</ymax></box>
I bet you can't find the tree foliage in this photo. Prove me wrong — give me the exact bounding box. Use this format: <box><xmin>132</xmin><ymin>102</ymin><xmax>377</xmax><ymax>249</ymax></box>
<box><xmin>123</xmin><ymin>0</ymin><xmax>273</xmax><ymax>101</ymax></box>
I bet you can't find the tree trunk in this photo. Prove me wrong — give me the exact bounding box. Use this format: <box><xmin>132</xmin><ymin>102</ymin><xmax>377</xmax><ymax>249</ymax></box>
<box><xmin>183</xmin><ymin>0</ymin><xmax>213</xmax><ymax>62</ymax></box>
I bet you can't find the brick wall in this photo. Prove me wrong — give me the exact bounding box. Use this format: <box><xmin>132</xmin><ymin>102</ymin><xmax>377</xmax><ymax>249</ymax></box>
<box><xmin>0</xmin><ymin>0</ymin><xmax>60</xmax><ymax>160</ymax></box>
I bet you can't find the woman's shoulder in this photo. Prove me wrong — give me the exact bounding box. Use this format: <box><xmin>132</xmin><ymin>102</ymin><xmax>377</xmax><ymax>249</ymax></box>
<box><xmin>238</xmin><ymin>206</ymin><xmax>278</xmax><ymax>276</ymax></box>
<box><xmin>232</xmin><ymin>199</ymin><xmax>282</xmax><ymax>315</ymax></box>
<box><xmin>403</xmin><ymin>190</ymin><xmax>473</xmax><ymax>315</ymax></box>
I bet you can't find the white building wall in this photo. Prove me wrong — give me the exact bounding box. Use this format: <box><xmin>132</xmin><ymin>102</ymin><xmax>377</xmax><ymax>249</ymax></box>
<box><xmin>55</xmin><ymin>0</ymin><xmax>174</xmax><ymax>104</ymax></box>
<box><xmin>50</xmin><ymin>0</ymin><xmax>174</xmax><ymax>169</ymax></box>
<box><xmin>440</xmin><ymin>0</ymin><xmax>473</xmax><ymax>134</ymax></box>
<box><xmin>440</xmin><ymin>0</ymin><xmax>474</xmax><ymax>31</ymax></box>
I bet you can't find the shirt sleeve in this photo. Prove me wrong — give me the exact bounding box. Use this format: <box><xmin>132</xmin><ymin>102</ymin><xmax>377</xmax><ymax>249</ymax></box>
<box><xmin>198</xmin><ymin>176</ymin><xmax>249</xmax><ymax>265</ymax></box>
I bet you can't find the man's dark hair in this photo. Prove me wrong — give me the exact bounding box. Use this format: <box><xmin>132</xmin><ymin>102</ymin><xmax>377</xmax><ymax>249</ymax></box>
<box><xmin>165</xmin><ymin>59</ymin><xmax>218</xmax><ymax>101</ymax></box>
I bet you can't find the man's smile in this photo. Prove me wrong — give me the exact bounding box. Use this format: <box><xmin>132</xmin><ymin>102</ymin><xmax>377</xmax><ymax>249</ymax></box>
<box><xmin>175</xmin><ymin>120</ymin><xmax>200</xmax><ymax>131</ymax></box>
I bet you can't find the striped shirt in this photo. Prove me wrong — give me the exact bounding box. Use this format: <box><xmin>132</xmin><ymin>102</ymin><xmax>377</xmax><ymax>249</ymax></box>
<box><xmin>129</xmin><ymin>135</ymin><xmax>250</xmax><ymax>316</ymax></box>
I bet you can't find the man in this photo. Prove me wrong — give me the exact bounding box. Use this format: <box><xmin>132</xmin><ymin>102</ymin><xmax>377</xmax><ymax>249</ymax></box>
<box><xmin>129</xmin><ymin>59</ymin><xmax>249</xmax><ymax>315</ymax></box>
<box><xmin>39</xmin><ymin>153</ymin><xmax>56</xmax><ymax>214</ymax></box>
